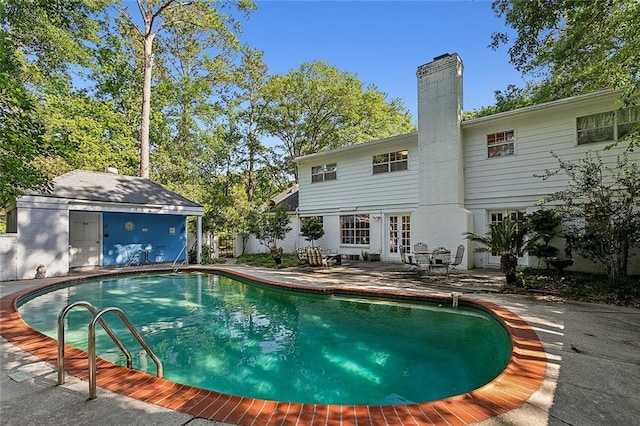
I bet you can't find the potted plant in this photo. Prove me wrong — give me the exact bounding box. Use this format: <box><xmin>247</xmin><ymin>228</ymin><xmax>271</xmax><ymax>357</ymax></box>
<box><xmin>465</xmin><ymin>218</ymin><xmax>535</xmax><ymax>286</ymax></box>
<box><xmin>361</xmin><ymin>250</ymin><xmax>369</xmax><ymax>261</ymax></box>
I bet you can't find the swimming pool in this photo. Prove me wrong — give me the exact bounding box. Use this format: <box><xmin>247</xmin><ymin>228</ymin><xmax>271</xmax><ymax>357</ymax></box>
<box><xmin>18</xmin><ymin>271</ymin><xmax>511</xmax><ymax>406</ymax></box>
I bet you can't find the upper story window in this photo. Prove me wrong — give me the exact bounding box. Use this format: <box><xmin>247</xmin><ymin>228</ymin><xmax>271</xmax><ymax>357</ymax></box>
<box><xmin>577</xmin><ymin>107</ymin><xmax>638</xmax><ymax>145</ymax></box>
<box><xmin>373</xmin><ymin>150</ymin><xmax>408</xmax><ymax>174</ymax></box>
<box><xmin>311</xmin><ymin>163</ymin><xmax>337</xmax><ymax>183</ymax></box>
<box><xmin>487</xmin><ymin>130</ymin><xmax>515</xmax><ymax>158</ymax></box>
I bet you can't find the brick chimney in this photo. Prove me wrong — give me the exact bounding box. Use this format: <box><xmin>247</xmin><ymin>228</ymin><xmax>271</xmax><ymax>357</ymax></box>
<box><xmin>413</xmin><ymin>54</ymin><xmax>471</xmax><ymax>261</ymax></box>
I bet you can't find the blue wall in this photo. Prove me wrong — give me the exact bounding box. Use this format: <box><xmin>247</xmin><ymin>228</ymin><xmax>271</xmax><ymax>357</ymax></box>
<box><xmin>102</xmin><ymin>212</ymin><xmax>187</xmax><ymax>266</ymax></box>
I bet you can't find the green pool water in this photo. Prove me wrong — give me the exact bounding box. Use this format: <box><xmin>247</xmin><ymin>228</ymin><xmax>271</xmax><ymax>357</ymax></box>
<box><xmin>18</xmin><ymin>272</ymin><xmax>511</xmax><ymax>405</ymax></box>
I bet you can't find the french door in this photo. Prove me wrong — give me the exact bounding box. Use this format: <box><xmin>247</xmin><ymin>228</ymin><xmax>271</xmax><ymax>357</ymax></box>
<box><xmin>388</xmin><ymin>214</ymin><xmax>411</xmax><ymax>257</ymax></box>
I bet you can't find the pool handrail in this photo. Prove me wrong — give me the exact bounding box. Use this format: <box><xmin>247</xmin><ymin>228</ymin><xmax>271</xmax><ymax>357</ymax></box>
<box><xmin>88</xmin><ymin>307</ymin><xmax>163</xmax><ymax>399</ymax></box>
<box><xmin>172</xmin><ymin>243</ymin><xmax>187</xmax><ymax>271</ymax></box>
<box><xmin>57</xmin><ymin>302</ymin><xmax>163</xmax><ymax>399</ymax></box>
<box><xmin>57</xmin><ymin>301</ymin><xmax>132</xmax><ymax>385</ymax></box>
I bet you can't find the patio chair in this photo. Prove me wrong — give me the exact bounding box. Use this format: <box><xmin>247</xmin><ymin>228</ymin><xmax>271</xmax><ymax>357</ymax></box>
<box><xmin>414</xmin><ymin>243</ymin><xmax>428</xmax><ymax>254</ymax></box>
<box><xmin>447</xmin><ymin>245</ymin><xmax>465</xmax><ymax>274</ymax></box>
<box><xmin>429</xmin><ymin>247</ymin><xmax>451</xmax><ymax>276</ymax></box>
<box><xmin>296</xmin><ymin>247</ymin><xmax>308</xmax><ymax>264</ymax></box>
<box><xmin>400</xmin><ymin>247</ymin><xmax>419</xmax><ymax>270</ymax></box>
<box><xmin>411</xmin><ymin>243</ymin><xmax>430</xmax><ymax>267</ymax></box>
<box><xmin>306</xmin><ymin>247</ymin><xmax>333</xmax><ymax>268</ymax></box>
<box><xmin>125</xmin><ymin>247</ymin><xmax>141</xmax><ymax>266</ymax></box>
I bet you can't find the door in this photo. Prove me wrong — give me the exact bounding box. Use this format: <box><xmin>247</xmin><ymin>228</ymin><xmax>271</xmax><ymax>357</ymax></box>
<box><xmin>487</xmin><ymin>210</ymin><xmax>527</xmax><ymax>266</ymax></box>
<box><xmin>388</xmin><ymin>214</ymin><xmax>411</xmax><ymax>258</ymax></box>
<box><xmin>69</xmin><ymin>212</ymin><xmax>101</xmax><ymax>267</ymax></box>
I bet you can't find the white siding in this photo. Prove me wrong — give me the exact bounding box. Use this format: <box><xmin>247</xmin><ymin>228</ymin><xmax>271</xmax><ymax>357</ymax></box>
<box><xmin>297</xmin><ymin>135</ymin><xmax>419</xmax><ymax>214</ymax></box>
<box><xmin>17</xmin><ymin>206</ymin><xmax>70</xmax><ymax>279</ymax></box>
<box><xmin>463</xmin><ymin>92</ymin><xmax>640</xmax><ymax>273</ymax></box>
<box><xmin>463</xmin><ymin>92</ymin><xmax>633</xmax><ymax>207</ymax></box>
<box><xmin>0</xmin><ymin>234</ymin><xmax>18</xmax><ymax>281</ymax></box>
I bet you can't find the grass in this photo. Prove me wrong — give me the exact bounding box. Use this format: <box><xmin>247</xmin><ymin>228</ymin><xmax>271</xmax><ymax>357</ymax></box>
<box><xmin>235</xmin><ymin>253</ymin><xmax>300</xmax><ymax>268</ymax></box>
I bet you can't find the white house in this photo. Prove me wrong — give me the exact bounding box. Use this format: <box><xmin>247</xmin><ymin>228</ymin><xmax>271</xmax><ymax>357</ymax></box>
<box><xmin>2</xmin><ymin>169</ymin><xmax>204</xmax><ymax>280</ymax></box>
<box><xmin>287</xmin><ymin>53</ymin><xmax>638</xmax><ymax>274</ymax></box>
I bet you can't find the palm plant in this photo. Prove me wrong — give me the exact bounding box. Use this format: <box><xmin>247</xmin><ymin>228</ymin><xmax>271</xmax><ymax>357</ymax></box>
<box><xmin>465</xmin><ymin>218</ymin><xmax>535</xmax><ymax>286</ymax></box>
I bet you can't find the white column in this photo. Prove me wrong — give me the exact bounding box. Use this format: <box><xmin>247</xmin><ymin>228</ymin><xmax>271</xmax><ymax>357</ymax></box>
<box><xmin>196</xmin><ymin>216</ymin><xmax>202</xmax><ymax>264</ymax></box>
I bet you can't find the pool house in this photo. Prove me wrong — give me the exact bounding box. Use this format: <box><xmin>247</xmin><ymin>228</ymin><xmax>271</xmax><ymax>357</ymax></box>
<box><xmin>3</xmin><ymin>169</ymin><xmax>204</xmax><ymax>280</ymax></box>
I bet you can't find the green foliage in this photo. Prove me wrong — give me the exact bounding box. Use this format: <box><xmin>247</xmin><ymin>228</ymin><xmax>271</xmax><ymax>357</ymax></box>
<box><xmin>527</xmin><ymin>209</ymin><xmax>563</xmax><ymax>264</ymax></box>
<box><xmin>236</xmin><ymin>252</ymin><xmax>298</xmax><ymax>268</ymax></box>
<box><xmin>463</xmin><ymin>84</ymin><xmax>538</xmax><ymax>120</ymax></box>
<box><xmin>465</xmin><ymin>218</ymin><xmax>535</xmax><ymax>285</ymax></box>
<box><xmin>248</xmin><ymin>204</ymin><xmax>292</xmax><ymax>249</ymax></box>
<box><xmin>539</xmin><ymin>152</ymin><xmax>640</xmax><ymax>280</ymax></box>
<box><xmin>44</xmin><ymin>94</ymin><xmax>139</xmax><ymax>174</ymax></box>
<box><xmin>262</xmin><ymin>60</ymin><xmax>415</xmax><ymax>180</ymax></box>
<box><xmin>300</xmin><ymin>218</ymin><xmax>324</xmax><ymax>247</ymax></box>
<box><xmin>490</xmin><ymin>0</ymin><xmax>640</xmax><ymax>149</ymax></box>
<box><xmin>188</xmin><ymin>244</ymin><xmax>227</xmax><ymax>265</ymax></box>
<box><xmin>0</xmin><ymin>31</ymin><xmax>52</xmax><ymax>206</ymax></box>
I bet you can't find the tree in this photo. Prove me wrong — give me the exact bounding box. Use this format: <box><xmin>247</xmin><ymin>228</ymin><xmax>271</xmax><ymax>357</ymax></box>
<box><xmin>526</xmin><ymin>209</ymin><xmax>563</xmax><ymax>268</ymax></box>
<box><xmin>232</xmin><ymin>48</ymin><xmax>270</xmax><ymax>202</ymax></box>
<box><xmin>0</xmin><ymin>0</ymin><xmax>110</xmax><ymax>205</ymax></box>
<box><xmin>249</xmin><ymin>204</ymin><xmax>292</xmax><ymax>250</ymax></box>
<box><xmin>465</xmin><ymin>218</ymin><xmax>535</xmax><ymax>286</ymax></box>
<box><xmin>262</xmin><ymin>60</ymin><xmax>415</xmax><ymax>181</ymax></box>
<box><xmin>0</xmin><ymin>32</ymin><xmax>51</xmax><ymax>206</ymax></box>
<box><xmin>539</xmin><ymin>152</ymin><xmax>640</xmax><ymax>280</ymax></box>
<box><xmin>300</xmin><ymin>217</ymin><xmax>324</xmax><ymax>247</ymax></box>
<box><xmin>118</xmin><ymin>0</ymin><xmax>256</xmax><ymax>178</ymax></box>
<box><xmin>491</xmin><ymin>0</ymin><xmax>640</xmax><ymax>149</ymax></box>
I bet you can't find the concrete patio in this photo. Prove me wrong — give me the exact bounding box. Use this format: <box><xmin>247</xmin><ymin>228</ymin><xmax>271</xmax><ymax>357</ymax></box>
<box><xmin>1</xmin><ymin>261</ymin><xmax>639</xmax><ymax>425</ymax></box>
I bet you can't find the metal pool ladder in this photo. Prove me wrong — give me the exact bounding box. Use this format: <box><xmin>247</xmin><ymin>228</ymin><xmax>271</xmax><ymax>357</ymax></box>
<box><xmin>57</xmin><ymin>301</ymin><xmax>163</xmax><ymax>399</ymax></box>
<box><xmin>172</xmin><ymin>244</ymin><xmax>188</xmax><ymax>272</ymax></box>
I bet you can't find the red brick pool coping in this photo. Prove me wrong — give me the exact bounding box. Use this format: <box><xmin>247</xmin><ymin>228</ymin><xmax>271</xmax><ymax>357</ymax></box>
<box><xmin>1</xmin><ymin>268</ymin><xmax>547</xmax><ymax>425</ymax></box>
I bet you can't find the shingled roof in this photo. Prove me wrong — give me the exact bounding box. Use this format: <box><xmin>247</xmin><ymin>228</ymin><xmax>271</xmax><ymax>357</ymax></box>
<box><xmin>27</xmin><ymin>170</ymin><xmax>202</xmax><ymax>208</ymax></box>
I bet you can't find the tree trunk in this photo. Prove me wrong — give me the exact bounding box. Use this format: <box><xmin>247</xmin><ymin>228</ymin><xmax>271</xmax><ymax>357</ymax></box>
<box><xmin>139</xmin><ymin>31</ymin><xmax>154</xmax><ymax>178</ymax></box>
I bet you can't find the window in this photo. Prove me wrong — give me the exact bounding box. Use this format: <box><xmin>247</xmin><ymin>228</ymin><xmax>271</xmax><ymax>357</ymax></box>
<box><xmin>487</xmin><ymin>130</ymin><xmax>515</xmax><ymax>158</ymax></box>
<box><xmin>340</xmin><ymin>215</ymin><xmax>370</xmax><ymax>245</ymax></box>
<box><xmin>311</xmin><ymin>163</ymin><xmax>337</xmax><ymax>183</ymax></box>
<box><xmin>577</xmin><ymin>107</ymin><xmax>639</xmax><ymax>145</ymax></box>
<box><xmin>300</xmin><ymin>216</ymin><xmax>323</xmax><ymax>226</ymax></box>
<box><xmin>373</xmin><ymin>150</ymin><xmax>408</xmax><ymax>174</ymax></box>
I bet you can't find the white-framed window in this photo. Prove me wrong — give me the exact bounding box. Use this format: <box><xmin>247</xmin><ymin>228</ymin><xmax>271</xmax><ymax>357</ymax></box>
<box><xmin>311</xmin><ymin>163</ymin><xmax>337</xmax><ymax>183</ymax></box>
<box><xmin>487</xmin><ymin>130</ymin><xmax>515</xmax><ymax>158</ymax></box>
<box><xmin>373</xmin><ymin>150</ymin><xmax>408</xmax><ymax>174</ymax></box>
<box><xmin>340</xmin><ymin>214</ymin><xmax>370</xmax><ymax>245</ymax></box>
<box><xmin>577</xmin><ymin>107</ymin><xmax>639</xmax><ymax>145</ymax></box>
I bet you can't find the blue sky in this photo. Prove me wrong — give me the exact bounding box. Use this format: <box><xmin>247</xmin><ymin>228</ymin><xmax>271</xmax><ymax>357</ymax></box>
<box><xmin>241</xmin><ymin>1</ymin><xmax>526</xmax><ymax>121</ymax></box>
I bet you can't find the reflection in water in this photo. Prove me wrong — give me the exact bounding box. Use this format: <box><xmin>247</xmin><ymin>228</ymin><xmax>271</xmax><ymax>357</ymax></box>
<box><xmin>18</xmin><ymin>272</ymin><xmax>511</xmax><ymax>405</ymax></box>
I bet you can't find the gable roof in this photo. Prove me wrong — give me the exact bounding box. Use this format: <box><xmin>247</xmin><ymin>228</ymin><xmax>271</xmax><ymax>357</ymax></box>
<box><xmin>26</xmin><ymin>170</ymin><xmax>202</xmax><ymax>209</ymax></box>
<box><xmin>260</xmin><ymin>185</ymin><xmax>299</xmax><ymax>213</ymax></box>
